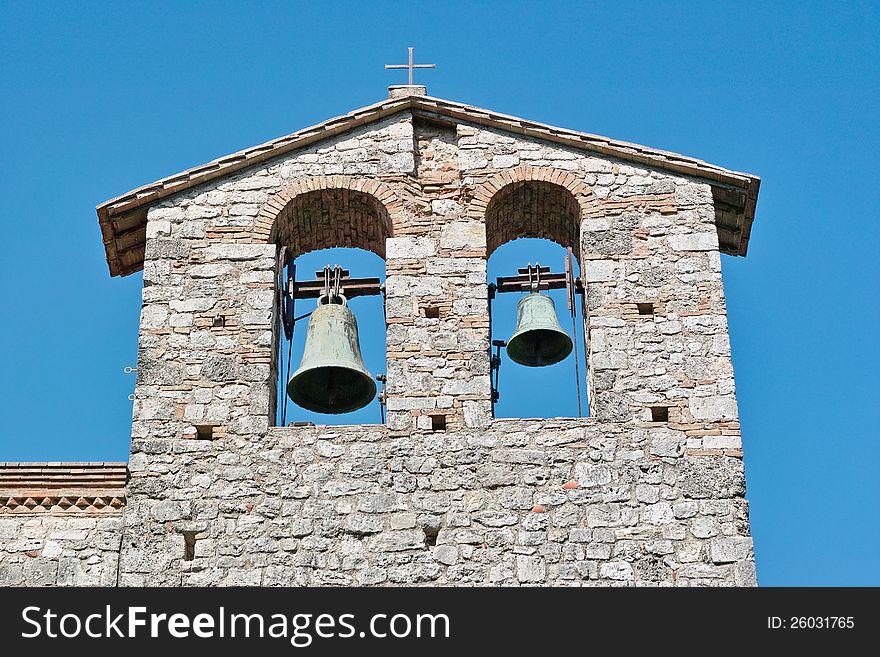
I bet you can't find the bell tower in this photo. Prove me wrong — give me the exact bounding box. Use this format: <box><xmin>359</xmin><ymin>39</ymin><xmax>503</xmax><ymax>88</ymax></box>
<box><xmin>89</xmin><ymin>83</ymin><xmax>760</xmax><ymax>586</ymax></box>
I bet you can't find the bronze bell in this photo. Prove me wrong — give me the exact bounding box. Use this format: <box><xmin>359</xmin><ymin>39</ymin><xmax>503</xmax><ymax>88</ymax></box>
<box><xmin>506</xmin><ymin>293</ymin><xmax>573</xmax><ymax>367</ymax></box>
<box><xmin>287</xmin><ymin>295</ymin><xmax>376</xmax><ymax>414</ymax></box>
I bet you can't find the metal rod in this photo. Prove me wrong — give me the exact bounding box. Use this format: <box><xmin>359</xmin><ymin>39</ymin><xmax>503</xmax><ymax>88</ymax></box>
<box><xmin>493</xmin><ymin>344</ymin><xmax>501</xmax><ymax>404</ymax></box>
<box><xmin>566</xmin><ymin>247</ymin><xmax>583</xmax><ymax>418</ymax></box>
<box><xmin>488</xmin><ymin>283</ymin><xmax>495</xmax><ymax>413</ymax></box>
<box><xmin>571</xmin><ymin>301</ymin><xmax>583</xmax><ymax>418</ymax></box>
<box><xmin>377</xmin><ymin>375</ymin><xmax>387</xmax><ymax>424</ymax></box>
<box><xmin>281</xmin><ymin>259</ymin><xmax>295</xmax><ymax>426</ymax></box>
<box><xmin>283</xmin><ymin>331</ymin><xmax>293</xmax><ymax>426</ymax></box>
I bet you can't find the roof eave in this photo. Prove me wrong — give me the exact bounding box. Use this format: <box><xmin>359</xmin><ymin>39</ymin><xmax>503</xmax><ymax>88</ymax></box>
<box><xmin>97</xmin><ymin>94</ymin><xmax>760</xmax><ymax>276</ymax></box>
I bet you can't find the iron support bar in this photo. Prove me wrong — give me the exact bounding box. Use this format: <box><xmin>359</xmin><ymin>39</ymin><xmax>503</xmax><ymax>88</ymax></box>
<box><xmin>291</xmin><ymin>276</ymin><xmax>383</xmax><ymax>300</ymax></box>
<box><xmin>494</xmin><ymin>272</ymin><xmax>583</xmax><ymax>295</ymax></box>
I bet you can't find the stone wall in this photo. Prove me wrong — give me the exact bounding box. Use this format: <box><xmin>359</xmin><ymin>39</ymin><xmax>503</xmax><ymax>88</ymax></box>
<box><xmin>0</xmin><ymin>463</ymin><xmax>125</xmax><ymax>586</ymax></box>
<box><xmin>122</xmin><ymin>419</ymin><xmax>753</xmax><ymax>586</ymax></box>
<box><xmin>4</xmin><ymin>107</ymin><xmax>756</xmax><ymax>586</ymax></box>
<box><xmin>0</xmin><ymin>515</ymin><xmax>122</xmax><ymax>586</ymax></box>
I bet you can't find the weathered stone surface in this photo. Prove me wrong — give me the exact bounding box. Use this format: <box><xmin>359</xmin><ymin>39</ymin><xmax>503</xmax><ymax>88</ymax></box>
<box><xmin>386</xmin><ymin>236</ymin><xmax>436</xmax><ymax>259</ymax></box>
<box><xmin>516</xmin><ymin>555</ymin><xmax>546</xmax><ymax>583</ymax></box>
<box><xmin>599</xmin><ymin>561</ymin><xmax>633</xmax><ymax>581</ymax></box>
<box><xmin>668</xmin><ymin>233</ymin><xmax>718</xmax><ymax>251</ymax></box>
<box><xmin>679</xmin><ymin>457</ymin><xmax>746</xmax><ymax>500</ymax></box>
<box><xmin>0</xmin><ymin>516</ymin><xmax>121</xmax><ymax>587</ymax></box>
<box><xmin>710</xmin><ymin>536</ymin><xmax>753</xmax><ymax>564</ymax></box>
<box><xmin>690</xmin><ymin>396</ymin><xmax>738</xmax><ymax>421</ymax></box>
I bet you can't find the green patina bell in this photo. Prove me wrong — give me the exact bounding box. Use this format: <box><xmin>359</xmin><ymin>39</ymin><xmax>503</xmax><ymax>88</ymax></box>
<box><xmin>287</xmin><ymin>295</ymin><xmax>376</xmax><ymax>414</ymax></box>
<box><xmin>506</xmin><ymin>293</ymin><xmax>573</xmax><ymax>367</ymax></box>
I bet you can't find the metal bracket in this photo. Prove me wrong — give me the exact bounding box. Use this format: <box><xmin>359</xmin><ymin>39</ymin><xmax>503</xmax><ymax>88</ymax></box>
<box><xmin>490</xmin><ymin>339</ymin><xmax>506</xmax><ymax>404</ymax></box>
<box><xmin>566</xmin><ymin>247</ymin><xmax>583</xmax><ymax>417</ymax></box>
<box><xmin>376</xmin><ymin>374</ymin><xmax>387</xmax><ymax>424</ymax></box>
<box><xmin>276</xmin><ymin>247</ymin><xmax>296</xmax><ymax>341</ymax></box>
<box><xmin>124</xmin><ymin>366</ymin><xmax>137</xmax><ymax>402</ymax></box>
<box><xmin>290</xmin><ymin>265</ymin><xmax>382</xmax><ymax>301</ymax></box>
<box><xmin>494</xmin><ymin>268</ymin><xmax>583</xmax><ymax>297</ymax></box>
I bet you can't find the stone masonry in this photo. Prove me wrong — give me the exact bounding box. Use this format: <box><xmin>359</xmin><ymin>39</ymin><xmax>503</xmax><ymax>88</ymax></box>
<box><xmin>0</xmin><ymin>463</ymin><xmax>125</xmax><ymax>586</ymax></box>
<box><xmin>1</xmin><ymin>89</ymin><xmax>760</xmax><ymax>586</ymax></box>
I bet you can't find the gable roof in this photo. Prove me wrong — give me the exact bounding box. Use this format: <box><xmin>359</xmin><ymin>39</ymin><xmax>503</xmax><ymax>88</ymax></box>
<box><xmin>96</xmin><ymin>95</ymin><xmax>760</xmax><ymax>276</ymax></box>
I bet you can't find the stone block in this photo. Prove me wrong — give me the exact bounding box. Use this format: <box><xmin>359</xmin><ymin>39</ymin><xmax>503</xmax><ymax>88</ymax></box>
<box><xmin>370</xmin><ymin>530</ymin><xmax>425</xmax><ymax>552</ymax></box>
<box><xmin>516</xmin><ymin>555</ymin><xmax>545</xmax><ymax>582</ymax></box>
<box><xmin>679</xmin><ymin>457</ymin><xmax>746</xmax><ymax>499</ymax></box>
<box><xmin>690</xmin><ymin>395</ymin><xmax>738</xmax><ymax>420</ymax></box>
<box><xmin>575</xmin><ymin>463</ymin><xmax>613</xmax><ymax>487</ymax></box>
<box><xmin>599</xmin><ymin>560</ymin><xmax>633</xmax><ymax>581</ymax></box>
<box><xmin>668</xmin><ymin>233</ymin><xmax>717</xmax><ymax>252</ymax></box>
<box><xmin>439</xmin><ymin>222</ymin><xmax>486</xmax><ymax>250</ymax></box>
<box><xmin>386</xmin><ymin>236</ymin><xmax>436</xmax><ymax>259</ymax></box>
<box><xmin>710</xmin><ymin>536</ymin><xmax>753</xmax><ymax>564</ymax></box>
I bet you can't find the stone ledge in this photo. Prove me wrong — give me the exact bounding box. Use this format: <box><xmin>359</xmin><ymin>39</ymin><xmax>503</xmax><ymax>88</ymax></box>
<box><xmin>0</xmin><ymin>462</ymin><xmax>128</xmax><ymax>487</ymax></box>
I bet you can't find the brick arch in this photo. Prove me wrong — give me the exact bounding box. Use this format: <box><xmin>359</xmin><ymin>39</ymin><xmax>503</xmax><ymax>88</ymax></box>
<box><xmin>469</xmin><ymin>167</ymin><xmax>602</xmax><ymax>258</ymax></box>
<box><xmin>254</xmin><ymin>176</ymin><xmax>401</xmax><ymax>258</ymax></box>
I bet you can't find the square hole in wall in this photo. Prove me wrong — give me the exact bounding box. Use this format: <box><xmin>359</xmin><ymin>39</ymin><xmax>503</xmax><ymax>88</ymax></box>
<box><xmin>194</xmin><ymin>425</ymin><xmax>214</xmax><ymax>440</ymax></box>
<box><xmin>212</xmin><ymin>315</ymin><xmax>226</xmax><ymax>328</ymax></box>
<box><xmin>423</xmin><ymin>524</ymin><xmax>440</xmax><ymax>547</ymax></box>
<box><xmin>182</xmin><ymin>532</ymin><xmax>197</xmax><ymax>561</ymax></box>
<box><xmin>422</xmin><ymin>305</ymin><xmax>441</xmax><ymax>319</ymax></box>
<box><xmin>430</xmin><ymin>415</ymin><xmax>447</xmax><ymax>432</ymax></box>
<box><xmin>650</xmin><ymin>406</ymin><xmax>669</xmax><ymax>423</ymax></box>
<box><xmin>637</xmin><ymin>302</ymin><xmax>654</xmax><ymax>316</ymax></box>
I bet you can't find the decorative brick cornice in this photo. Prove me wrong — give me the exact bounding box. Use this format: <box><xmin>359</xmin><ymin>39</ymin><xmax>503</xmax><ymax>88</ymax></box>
<box><xmin>0</xmin><ymin>463</ymin><xmax>127</xmax><ymax>514</ymax></box>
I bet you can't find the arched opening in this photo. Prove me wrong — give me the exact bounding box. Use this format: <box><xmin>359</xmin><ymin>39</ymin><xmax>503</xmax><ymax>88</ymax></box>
<box><xmin>269</xmin><ymin>185</ymin><xmax>392</xmax><ymax>427</ymax></box>
<box><xmin>488</xmin><ymin>239</ymin><xmax>588</xmax><ymax>419</ymax></box>
<box><xmin>275</xmin><ymin>247</ymin><xmax>386</xmax><ymax>427</ymax></box>
<box><xmin>271</xmin><ymin>187</ymin><xmax>392</xmax><ymax>259</ymax></box>
<box><xmin>486</xmin><ymin>180</ymin><xmax>582</xmax><ymax>261</ymax></box>
<box><xmin>484</xmin><ymin>179</ymin><xmax>588</xmax><ymax>419</ymax></box>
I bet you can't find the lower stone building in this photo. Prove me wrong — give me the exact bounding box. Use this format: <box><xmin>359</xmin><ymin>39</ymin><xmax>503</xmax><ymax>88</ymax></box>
<box><xmin>0</xmin><ymin>84</ymin><xmax>760</xmax><ymax>586</ymax></box>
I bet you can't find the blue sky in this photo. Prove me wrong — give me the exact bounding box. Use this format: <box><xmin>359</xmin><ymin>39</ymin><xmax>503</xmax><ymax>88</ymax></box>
<box><xmin>1</xmin><ymin>2</ymin><xmax>877</xmax><ymax>585</ymax></box>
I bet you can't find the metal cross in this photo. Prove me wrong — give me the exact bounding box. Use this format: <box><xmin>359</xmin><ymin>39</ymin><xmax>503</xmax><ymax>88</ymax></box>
<box><xmin>384</xmin><ymin>47</ymin><xmax>435</xmax><ymax>85</ymax></box>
